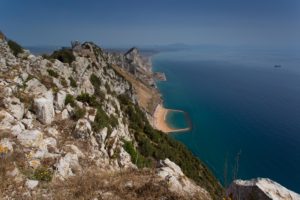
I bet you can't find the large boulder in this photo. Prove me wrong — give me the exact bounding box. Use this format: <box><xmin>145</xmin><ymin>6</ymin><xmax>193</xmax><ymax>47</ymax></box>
<box><xmin>227</xmin><ymin>178</ymin><xmax>300</xmax><ymax>200</ymax></box>
<box><xmin>17</xmin><ymin>130</ymin><xmax>43</xmax><ymax>147</ymax></box>
<box><xmin>34</xmin><ymin>91</ymin><xmax>55</xmax><ymax>124</ymax></box>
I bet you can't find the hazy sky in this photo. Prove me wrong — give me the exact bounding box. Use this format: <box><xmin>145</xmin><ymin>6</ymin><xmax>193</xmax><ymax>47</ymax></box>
<box><xmin>1</xmin><ymin>0</ymin><xmax>299</xmax><ymax>47</ymax></box>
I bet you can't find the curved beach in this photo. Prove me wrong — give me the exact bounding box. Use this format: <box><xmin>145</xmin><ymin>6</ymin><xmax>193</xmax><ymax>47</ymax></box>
<box><xmin>153</xmin><ymin>104</ymin><xmax>190</xmax><ymax>133</ymax></box>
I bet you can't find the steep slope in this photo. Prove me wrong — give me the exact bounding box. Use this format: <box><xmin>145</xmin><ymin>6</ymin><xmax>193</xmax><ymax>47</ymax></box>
<box><xmin>0</xmin><ymin>34</ymin><xmax>223</xmax><ymax>199</ymax></box>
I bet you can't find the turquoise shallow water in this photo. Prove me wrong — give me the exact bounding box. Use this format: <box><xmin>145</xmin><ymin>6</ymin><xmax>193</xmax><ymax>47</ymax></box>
<box><xmin>153</xmin><ymin>47</ymin><xmax>300</xmax><ymax>192</ymax></box>
<box><xmin>165</xmin><ymin>111</ymin><xmax>190</xmax><ymax>129</ymax></box>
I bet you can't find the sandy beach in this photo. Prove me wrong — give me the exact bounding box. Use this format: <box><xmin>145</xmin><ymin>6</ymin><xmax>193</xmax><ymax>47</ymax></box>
<box><xmin>153</xmin><ymin>104</ymin><xmax>190</xmax><ymax>133</ymax></box>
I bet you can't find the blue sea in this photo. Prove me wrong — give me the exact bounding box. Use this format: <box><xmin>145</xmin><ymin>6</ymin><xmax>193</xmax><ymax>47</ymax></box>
<box><xmin>152</xmin><ymin>46</ymin><xmax>300</xmax><ymax>193</ymax></box>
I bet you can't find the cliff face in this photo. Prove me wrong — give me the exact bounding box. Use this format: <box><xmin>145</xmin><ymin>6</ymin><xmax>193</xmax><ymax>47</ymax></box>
<box><xmin>107</xmin><ymin>47</ymin><xmax>155</xmax><ymax>88</ymax></box>
<box><xmin>0</xmin><ymin>35</ymin><xmax>221</xmax><ymax>199</ymax></box>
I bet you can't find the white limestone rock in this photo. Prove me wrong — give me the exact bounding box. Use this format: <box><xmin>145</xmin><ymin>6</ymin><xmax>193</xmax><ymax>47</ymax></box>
<box><xmin>0</xmin><ymin>110</ymin><xmax>15</xmax><ymax>128</ymax></box>
<box><xmin>95</xmin><ymin>127</ymin><xmax>108</xmax><ymax>146</ymax></box>
<box><xmin>3</xmin><ymin>97</ymin><xmax>25</xmax><ymax>120</ymax></box>
<box><xmin>25</xmin><ymin>179</ymin><xmax>39</xmax><ymax>190</ymax></box>
<box><xmin>55</xmin><ymin>153</ymin><xmax>80</xmax><ymax>179</ymax></box>
<box><xmin>157</xmin><ymin>158</ymin><xmax>211</xmax><ymax>199</ymax></box>
<box><xmin>55</xmin><ymin>90</ymin><xmax>66</xmax><ymax>110</ymax></box>
<box><xmin>17</xmin><ymin>130</ymin><xmax>43</xmax><ymax>147</ymax></box>
<box><xmin>46</xmin><ymin>127</ymin><xmax>59</xmax><ymax>138</ymax></box>
<box><xmin>21</xmin><ymin>118</ymin><xmax>33</xmax><ymax>129</ymax></box>
<box><xmin>25</xmin><ymin>78</ymin><xmax>47</xmax><ymax>96</ymax></box>
<box><xmin>74</xmin><ymin>119</ymin><xmax>92</xmax><ymax>139</ymax></box>
<box><xmin>20</xmin><ymin>72</ymin><xmax>29</xmax><ymax>82</ymax></box>
<box><xmin>34</xmin><ymin>91</ymin><xmax>55</xmax><ymax>124</ymax></box>
<box><xmin>61</xmin><ymin>109</ymin><xmax>69</xmax><ymax>119</ymax></box>
<box><xmin>227</xmin><ymin>178</ymin><xmax>300</xmax><ymax>200</ymax></box>
<box><xmin>81</xmin><ymin>78</ymin><xmax>95</xmax><ymax>94</ymax></box>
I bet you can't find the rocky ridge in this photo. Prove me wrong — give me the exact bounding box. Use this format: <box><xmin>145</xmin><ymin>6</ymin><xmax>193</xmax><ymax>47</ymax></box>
<box><xmin>0</xmin><ymin>33</ymin><xmax>219</xmax><ymax>199</ymax></box>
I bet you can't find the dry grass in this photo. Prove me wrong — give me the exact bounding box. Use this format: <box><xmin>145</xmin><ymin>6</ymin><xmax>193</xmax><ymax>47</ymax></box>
<box><xmin>50</xmin><ymin>168</ymin><xmax>183</xmax><ymax>200</ymax></box>
<box><xmin>52</xmin><ymin>119</ymin><xmax>76</xmax><ymax>148</ymax></box>
<box><xmin>14</xmin><ymin>90</ymin><xmax>34</xmax><ymax>110</ymax></box>
<box><xmin>0</xmin><ymin>86</ymin><xmax>5</xmax><ymax>108</ymax></box>
<box><xmin>0</xmin><ymin>138</ymin><xmax>27</xmax><ymax>195</ymax></box>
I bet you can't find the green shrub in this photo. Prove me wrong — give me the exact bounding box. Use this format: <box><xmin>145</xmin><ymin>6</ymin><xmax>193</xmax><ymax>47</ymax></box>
<box><xmin>47</xmin><ymin>69</ymin><xmax>59</xmax><ymax>78</ymax></box>
<box><xmin>65</xmin><ymin>94</ymin><xmax>76</xmax><ymax>107</ymax></box>
<box><xmin>50</xmin><ymin>48</ymin><xmax>75</xmax><ymax>64</ymax></box>
<box><xmin>60</xmin><ymin>77</ymin><xmax>68</xmax><ymax>87</ymax></box>
<box><xmin>90</xmin><ymin>74</ymin><xmax>105</xmax><ymax>99</ymax></box>
<box><xmin>92</xmin><ymin>106</ymin><xmax>110</xmax><ymax>132</ymax></box>
<box><xmin>90</xmin><ymin>74</ymin><xmax>101</xmax><ymax>86</ymax></box>
<box><xmin>7</xmin><ymin>40</ymin><xmax>23</xmax><ymax>56</ymax></box>
<box><xmin>110</xmin><ymin>114</ymin><xmax>118</xmax><ymax>128</ymax></box>
<box><xmin>76</xmin><ymin>93</ymin><xmax>97</xmax><ymax>106</ymax></box>
<box><xmin>123</xmin><ymin>140</ymin><xmax>151</xmax><ymax>168</ymax></box>
<box><xmin>73</xmin><ymin>106</ymin><xmax>86</xmax><ymax>120</ymax></box>
<box><xmin>33</xmin><ymin>167</ymin><xmax>53</xmax><ymax>182</ymax></box>
<box><xmin>105</xmin><ymin>82</ymin><xmax>111</xmax><ymax>94</ymax></box>
<box><xmin>69</xmin><ymin>77</ymin><xmax>77</xmax><ymax>88</ymax></box>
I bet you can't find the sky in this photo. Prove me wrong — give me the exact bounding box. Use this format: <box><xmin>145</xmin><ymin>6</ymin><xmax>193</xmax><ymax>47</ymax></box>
<box><xmin>1</xmin><ymin>0</ymin><xmax>300</xmax><ymax>48</ymax></box>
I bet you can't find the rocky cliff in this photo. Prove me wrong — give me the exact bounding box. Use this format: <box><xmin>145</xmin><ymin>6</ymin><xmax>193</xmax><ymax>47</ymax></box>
<box><xmin>0</xmin><ymin>34</ymin><xmax>222</xmax><ymax>199</ymax></box>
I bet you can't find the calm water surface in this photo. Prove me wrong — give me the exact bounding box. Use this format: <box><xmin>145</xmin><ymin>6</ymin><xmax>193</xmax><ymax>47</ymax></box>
<box><xmin>153</xmin><ymin>47</ymin><xmax>300</xmax><ymax>192</ymax></box>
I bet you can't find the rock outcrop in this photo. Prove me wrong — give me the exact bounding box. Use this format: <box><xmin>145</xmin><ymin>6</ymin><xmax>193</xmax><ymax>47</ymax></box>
<box><xmin>227</xmin><ymin>178</ymin><xmax>300</xmax><ymax>200</ymax></box>
<box><xmin>157</xmin><ymin>159</ymin><xmax>212</xmax><ymax>199</ymax></box>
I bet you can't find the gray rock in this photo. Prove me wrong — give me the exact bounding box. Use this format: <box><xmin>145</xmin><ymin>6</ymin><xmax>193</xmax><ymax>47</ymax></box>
<box><xmin>17</xmin><ymin>130</ymin><xmax>43</xmax><ymax>147</ymax></box>
<box><xmin>25</xmin><ymin>78</ymin><xmax>47</xmax><ymax>96</ymax></box>
<box><xmin>55</xmin><ymin>90</ymin><xmax>66</xmax><ymax>110</ymax></box>
<box><xmin>11</xmin><ymin>121</ymin><xmax>25</xmax><ymax>136</ymax></box>
<box><xmin>25</xmin><ymin>179</ymin><xmax>39</xmax><ymax>190</ymax></box>
<box><xmin>0</xmin><ymin>110</ymin><xmax>15</xmax><ymax>128</ymax></box>
<box><xmin>227</xmin><ymin>178</ymin><xmax>300</xmax><ymax>200</ymax></box>
<box><xmin>55</xmin><ymin>153</ymin><xmax>80</xmax><ymax>179</ymax></box>
<box><xmin>157</xmin><ymin>158</ymin><xmax>211</xmax><ymax>199</ymax></box>
<box><xmin>73</xmin><ymin>119</ymin><xmax>92</xmax><ymax>139</ymax></box>
<box><xmin>61</xmin><ymin>109</ymin><xmax>69</xmax><ymax>119</ymax></box>
<box><xmin>3</xmin><ymin>97</ymin><xmax>24</xmax><ymax>120</ymax></box>
<box><xmin>34</xmin><ymin>91</ymin><xmax>55</xmax><ymax>124</ymax></box>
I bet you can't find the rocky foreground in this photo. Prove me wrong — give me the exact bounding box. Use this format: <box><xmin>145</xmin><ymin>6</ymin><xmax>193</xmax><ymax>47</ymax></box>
<box><xmin>0</xmin><ymin>32</ymin><xmax>220</xmax><ymax>200</ymax></box>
